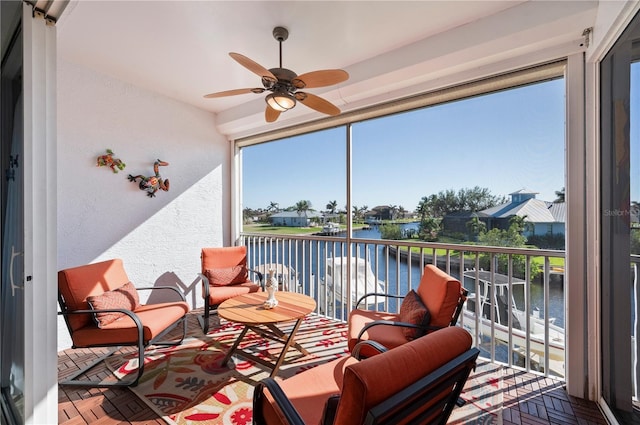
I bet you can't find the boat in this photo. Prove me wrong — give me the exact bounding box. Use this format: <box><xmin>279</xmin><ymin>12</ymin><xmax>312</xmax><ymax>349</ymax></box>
<box><xmin>321</xmin><ymin>222</ymin><xmax>341</xmax><ymax>235</ymax></box>
<box><xmin>462</xmin><ymin>269</ymin><xmax>565</xmax><ymax>376</ymax></box>
<box><xmin>318</xmin><ymin>256</ymin><xmax>385</xmax><ymax>308</ymax></box>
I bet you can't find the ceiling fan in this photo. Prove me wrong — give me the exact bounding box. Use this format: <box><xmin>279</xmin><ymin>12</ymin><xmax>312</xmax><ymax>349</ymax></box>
<box><xmin>204</xmin><ymin>26</ymin><xmax>349</xmax><ymax>123</ymax></box>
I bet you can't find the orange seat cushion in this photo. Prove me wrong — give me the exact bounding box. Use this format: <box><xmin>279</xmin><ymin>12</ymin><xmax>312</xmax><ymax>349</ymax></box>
<box><xmin>261</xmin><ymin>355</ymin><xmax>356</xmax><ymax>425</ymax></box>
<box><xmin>347</xmin><ymin>309</ymin><xmax>407</xmax><ymax>354</ymax></box>
<box><xmin>206</xmin><ymin>282</ymin><xmax>261</xmax><ymax>305</ymax></box>
<box><xmin>71</xmin><ymin>301</ymin><xmax>190</xmax><ymax>347</ymax></box>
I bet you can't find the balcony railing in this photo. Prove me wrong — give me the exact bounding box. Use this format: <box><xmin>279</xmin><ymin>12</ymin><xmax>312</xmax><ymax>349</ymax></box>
<box><xmin>241</xmin><ymin>231</ymin><xmax>568</xmax><ymax>379</ymax></box>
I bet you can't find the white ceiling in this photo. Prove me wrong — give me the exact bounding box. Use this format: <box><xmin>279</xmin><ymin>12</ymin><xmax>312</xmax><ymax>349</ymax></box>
<box><xmin>57</xmin><ymin>1</ymin><xmax>599</xmax><ymax>138</ymax></box>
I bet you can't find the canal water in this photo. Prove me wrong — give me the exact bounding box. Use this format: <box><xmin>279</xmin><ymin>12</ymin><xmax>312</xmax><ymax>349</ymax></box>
<box><xmin>251</xmin><ymin>222</ymin><xmax>565</xmax><ymax>328</ymax></box>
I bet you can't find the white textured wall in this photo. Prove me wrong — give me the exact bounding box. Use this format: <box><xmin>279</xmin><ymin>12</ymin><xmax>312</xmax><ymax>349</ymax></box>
<box><xmin>57</xmin><ymin>60</ymin><xmax>229</xmax><ymax>350</ymax></box>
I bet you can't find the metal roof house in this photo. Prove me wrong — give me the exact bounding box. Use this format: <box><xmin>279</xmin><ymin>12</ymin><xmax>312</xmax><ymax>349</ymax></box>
<box><xmin>442</xmin><ymin>189</ymin><xmax>566</xmax><ymax>237</ymax></box>
<box><xmin>269</xmin><ymin>211</ymin><xmax>322</xmax><ymax>227</ymax></box>
<box><xmin>480</xmin><ymin>189</ymin><xmax>566</xmax><ymax>236</ymax></box>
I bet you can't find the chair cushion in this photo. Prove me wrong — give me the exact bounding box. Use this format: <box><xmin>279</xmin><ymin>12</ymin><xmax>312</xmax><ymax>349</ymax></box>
<box><xmin>86</xmin><ymin>281</ymin><xmax>141</xmax><ymax>327</ymax></box>
<box><xmin>416</xmin><ymin>265</ymin><xmax>462</xmax><ymax>329</ymax></box>
<box><xmin>347</xmin><ymin>309</ymin><xmax>407</xmax><ymax>354</ymax></box>
<box><xmin>204</xmin><ymin>265</ymin><xmax>248</xmax><ymax>286</ymax></box>
<box><xmin>58</xmin><ymin>259</ymin><xmax>131</xmax><ymax>331</ymax></box>
<box><xmin>71</xmin><ymin>301</ymin><xmax>190</xmax><ymax>346</ymax></box>
<box><xmin>398</xmin><ymin>289</ymin><xmax>431</xmax><ymax>340</ymax></box>
<box><xmin>207</xmin><ymin>282</ymin><xmax>260</xmax><ymax>305</ymax></box>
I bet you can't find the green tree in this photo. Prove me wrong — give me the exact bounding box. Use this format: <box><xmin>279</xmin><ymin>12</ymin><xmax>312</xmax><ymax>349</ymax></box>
<box><xmin>380</xmin><ymin>223</ymin><xmax>403</xmax><ymax>240</ymax></box>
<box><xmin>419</xmin><ymin>217</ymin><xmax>440</xmax><ymax>241</ymax></box>
<box><xmin>389</xmin><ymin>205</ymin><xmax>399</xmax><ymax>220</ymax></box>
<box><xmin>416</xmin><ymin>186</ymin><xmax>505</xmax><ymax>219</ymax></box>
<box><xmin>398</xmin><ymin>205</ymin><xmax>407</xmax><ymax>219</ymax></box>
<box><xmin>326</xmin><ymin>200</ymin><xmax>338</xmax><ymax>214</ymax></box>
<box><xmin>465</xmin><ymin>215</ymin><xmax>486</xmax><ymax>241</ymax></box>
<box><xmin>476</xmin><ymin>217</ymin><xmax>536</xmax><ymax>279</ymax></box>
<box><xmin>295</xmin><ymin>200</ymin><xmax>313</xmax><ymax>217</ymax></box>
<box><xmin>554</xmin><ymin>187</ymin><xmax>565</xmax><ymax>203</ymax></box>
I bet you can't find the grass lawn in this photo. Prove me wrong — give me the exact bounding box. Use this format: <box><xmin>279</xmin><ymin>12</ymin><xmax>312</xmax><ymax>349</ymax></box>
<box><xmin>243</xmin><ymin>223</ymin><xmax>323</xmax><ymax>235</ymax></box>
<box><xmin>398</xmin><ymin>243</ymin><xmax>565</xmax><ymax>268</ymax></box>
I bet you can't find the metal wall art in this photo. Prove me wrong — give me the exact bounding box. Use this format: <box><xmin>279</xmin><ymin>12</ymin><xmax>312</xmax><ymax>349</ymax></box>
<box><xmin>96</xmin><ymin>149</ymin><xmax>126</xmax><ymax>173</ymax></box>
<box><xmin>128</xmin><ymin>159</ymin><xmax>170</xmax><ymax>198</ymax></box>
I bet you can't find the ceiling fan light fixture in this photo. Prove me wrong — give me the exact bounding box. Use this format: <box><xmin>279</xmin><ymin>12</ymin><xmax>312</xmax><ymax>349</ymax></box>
<box><xmin>266</xmin><ymin>92</ymin><xmax>296</xmax><ymax>111</ymax></box>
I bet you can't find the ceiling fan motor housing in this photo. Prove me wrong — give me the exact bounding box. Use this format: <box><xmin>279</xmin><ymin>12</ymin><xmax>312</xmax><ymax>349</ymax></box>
<box><xmin>267</xmin><ymin>68</ymin><xmax>298</xmax><ymax>93</ymax></box>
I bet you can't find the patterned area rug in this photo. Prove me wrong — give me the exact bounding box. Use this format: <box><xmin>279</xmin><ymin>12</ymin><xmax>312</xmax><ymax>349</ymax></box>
<box><xmin>105</xmin><ymin>316</ymin><xmax>503</xmax><ymax>425</ymax></box>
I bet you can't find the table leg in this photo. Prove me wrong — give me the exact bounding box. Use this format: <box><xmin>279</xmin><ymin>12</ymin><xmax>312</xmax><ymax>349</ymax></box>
<box><xmin>269</xmin><ymin>318</ymin><xmax>304</xmax><ymax>378</ymax></box>
<box><xmin>222</xmin><ymin>326</ymin><xmax>250</xmax><ymax>367</ymax></box>
<box><xmin>264</xmin><ymin>323</ymin><xmax>310</xmax><ymax>356</ymax></box>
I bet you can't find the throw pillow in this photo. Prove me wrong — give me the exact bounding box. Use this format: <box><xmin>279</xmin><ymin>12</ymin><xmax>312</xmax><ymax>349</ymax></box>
<box><xmin>205</xmin><ymin>265</ymin><xmax>248</xmax><ymax>286</ymax></box>
<box><xmin>87</xmin><ymin>281</ymin><xmax>141</xmax><ymax>328</ymax></box>
<box><xmin>398</xmin><ymin>289</ymin><xmax>431</xmax><ymax>340</ymax></box>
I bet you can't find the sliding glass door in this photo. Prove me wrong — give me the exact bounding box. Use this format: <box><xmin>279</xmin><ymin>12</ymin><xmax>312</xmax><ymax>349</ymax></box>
<box><xmin>0</xmin><ymin>2</ymin><xmax>23</xmax><ymax>423</ymax></box>
<box><xmin>600</xmin><ymin>9</ymin><xmax>640</xmax><ymax>424</ymax></box>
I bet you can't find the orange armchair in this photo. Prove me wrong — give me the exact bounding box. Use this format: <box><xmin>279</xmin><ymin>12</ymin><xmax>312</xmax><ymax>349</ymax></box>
<box><xmin>347</xmin><ymin>264</ymin><xmax>467</xmax><ymax>358</ymax></box>
<box><xmin>253</xmin><ymin>326</ymin><xmax>479</xmax><ymax>425</ymax></box>
<box><xmin>58</xmin><ymin>258</ymin><xmax>190</xmax><ymax>387</ymax></box>
<box><xmin>199</xmin><ymin>246</ymin><xmax>265</xmax><ymax>333</ymax></box>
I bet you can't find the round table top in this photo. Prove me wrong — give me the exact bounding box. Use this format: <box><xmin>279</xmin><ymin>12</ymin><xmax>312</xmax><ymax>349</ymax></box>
<box><xmin>217</xmin><ymin>291</ymin><xmax>316</xmax><ymax>325</ymax></box>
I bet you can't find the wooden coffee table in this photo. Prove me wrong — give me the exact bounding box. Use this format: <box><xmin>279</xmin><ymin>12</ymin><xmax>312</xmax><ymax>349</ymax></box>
<box><xmin>217</xmin><ymin>291</ymin><xmax>317</xmax><ymax>377</ymax></box>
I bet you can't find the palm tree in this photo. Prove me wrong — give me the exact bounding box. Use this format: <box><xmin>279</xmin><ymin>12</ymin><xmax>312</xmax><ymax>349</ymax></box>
<box><xmin>267</xmin><ymin>201</ymin><xmax>279</xmax><ymax>212</ymax></box>
<box><xmin>398</xmin><ymin>205</ymin><xmax>407</xmax><ymax>219</ymax></box>
<box><xmin>389</xmin><ymin>205</ymin><xmax>399</xmax><ymax>220</ymax></box>
<box><xmin>295</xmin><ymin>200</ymin><xmax>312</xmax><ymax>216</ymax></box>
<box><xmin>326</xmin><ymin>200</ymin><xmax>338</xmax><ymax>215</ymax></box>
<box><xmin>554</xmin><ymin>187</ymin><xmax>565</xmax><ymax>203</ymax></box>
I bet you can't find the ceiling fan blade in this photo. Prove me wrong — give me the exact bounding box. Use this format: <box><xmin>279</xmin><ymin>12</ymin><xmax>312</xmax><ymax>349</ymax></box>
<box><xmin>295</xmin><ymin>92</ymin><xmax>341</xmax><ymax>116</ymax></box>
<box><xmin>229</xmin><ymin>52</ymin><xmax>277</xmax><ymax>81</ymax></box>
<box><xmin>265</xmin><ymin>105</ymin><xmax>281</xmax><ymax>122</ymax></box>
<box><xmin>292</xmin><ymin>69</ymin><xmax>349</xmax><ymax>89</ymax></box>
<box><xmin>203</xmin><ymin>88</ymin><xmax>264</xmax><ymax>98</ymax></box>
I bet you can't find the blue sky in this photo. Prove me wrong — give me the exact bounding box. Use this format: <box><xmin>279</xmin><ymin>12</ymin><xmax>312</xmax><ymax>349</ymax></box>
<box><xmin>243</xmin><ymin>78</ymin><xmax>566</xmax><ymax>212</ymax></box>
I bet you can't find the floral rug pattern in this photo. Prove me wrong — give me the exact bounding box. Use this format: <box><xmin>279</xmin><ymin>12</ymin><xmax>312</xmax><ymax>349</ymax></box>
<box><xmin>106</xmin><ymin>316</ymin><xmax>502</xmax><ymax>425</ymax></box>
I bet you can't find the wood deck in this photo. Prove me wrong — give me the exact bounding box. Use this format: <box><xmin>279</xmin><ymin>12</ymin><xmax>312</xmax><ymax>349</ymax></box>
<box><xmin>58</xmin><ymin>311</ymin><xmax>609</xmax><ymax>425</ymax></box>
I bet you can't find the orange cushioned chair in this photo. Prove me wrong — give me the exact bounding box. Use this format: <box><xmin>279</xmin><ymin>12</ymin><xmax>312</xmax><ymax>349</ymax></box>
<box><xmin>199</xmin><ymin>246</ymin><xmax>265</xmax><ymax>334</ymax></box>
<box><xmin>253</xmin><ymin>326</ymin><xmax>479</xmax><ymax>425</ymax></box>
<box><xmin>347</xmin><ymin>264</ymin><xmax>467</xmax><ymax>358</ymax></box>
<box><xmin>58</xmin><ymin>258</ymin><xmax>190</xmax><ymax>387</ymax></box>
